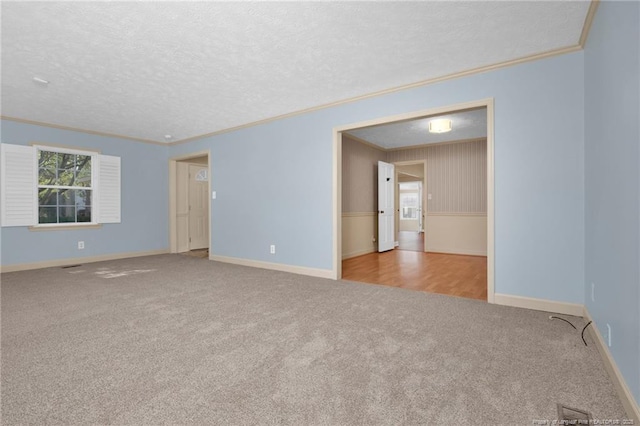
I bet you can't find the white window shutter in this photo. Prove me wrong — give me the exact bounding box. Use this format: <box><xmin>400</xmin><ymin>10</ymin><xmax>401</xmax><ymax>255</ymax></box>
<box><xmin>1</xmin><ymin>143</ymin><xmax>37</xmax><ymax>227</ymax></box>
<box><xmin>97</xmin><ymin>154</ymin><xmax>121</xmax><ymax>223</ymax></box>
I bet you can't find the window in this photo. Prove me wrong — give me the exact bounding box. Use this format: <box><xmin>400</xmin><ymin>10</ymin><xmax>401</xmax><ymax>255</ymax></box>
<box><xmin>38</xmin><ymin>149</ymin><xmax>94</xmax><ymax>224</ymax></box>
<box><xmin>400</xmin><ymin>192</ymin><xmax>419</xmax><ymax>219</ymax></box>
<box><xmin>0</xmin><ymin>143</ymin><xmax>121</xmax><ymax>228</ymax></box>
<box><xmin>399</xmin><ymin>182</ymin><xmax>420</xmax><ymax>220</ymax></box>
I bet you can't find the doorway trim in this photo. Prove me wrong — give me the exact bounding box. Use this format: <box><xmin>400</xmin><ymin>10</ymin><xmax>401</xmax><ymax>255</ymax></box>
<box><xmin>332</xmin><ymin>98</ymin><xmax>495</xmax><ymax>303</ymax></box>
<box><xmin>169</xmin><ymin>150</ymin><xmax>211</xmax><ymax>254</ymax></box>
<box><xmin>394</xmin><ymin>159</ymin><xmax>427</xmax><ymax>250</ymax></box>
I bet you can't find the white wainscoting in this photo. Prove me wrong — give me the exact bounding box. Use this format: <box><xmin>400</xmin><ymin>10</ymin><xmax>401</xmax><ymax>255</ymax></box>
<box><xmin>399</xmin><ymin>218</ymin><xmax>419</xmax><ymax>232</ymax></box>
<box><xmin>342</xmin><ymin>212</ymin><xmax>377</xmax><ymax>259</ymax></box>
<box><xmin>426</xmin><ymin>213</ymin><xmax>487</xmax><ymax>256</ymax></box>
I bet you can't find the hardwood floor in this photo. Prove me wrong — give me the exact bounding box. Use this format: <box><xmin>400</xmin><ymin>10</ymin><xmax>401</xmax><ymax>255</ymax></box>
<box><xmin>342</xmin><ymin>250</ymin><xmax>487</xmax><ymax>301</ymax></box>
<box><xmin>397</xmin><ymin>231</ymin><xmax>424</xmax><ymax>252</ymax></box>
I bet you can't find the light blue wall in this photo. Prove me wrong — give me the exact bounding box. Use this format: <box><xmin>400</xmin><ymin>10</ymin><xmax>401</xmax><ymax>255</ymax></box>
<box><xmin>170</xmin><ymin>51</ymin><xmax>586</xmax><ymax>304</ymax></box>
<box><xmin>584</xmin><ymin>0</ymin><xmax>640</xmax><ymax>404</ymax></box>
<box><xmin>0</xmin><ymin>121</ymin><xmax>169</xmax><ymax>265</ymax></box>
<box><xmin>0</xmin><ymin>47</ymin><xmax>588</xmax><ymax>306</ymax></box>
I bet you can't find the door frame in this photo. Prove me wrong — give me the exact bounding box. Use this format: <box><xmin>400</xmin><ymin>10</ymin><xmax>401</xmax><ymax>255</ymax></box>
<box><xmin>332</xmin><ymin>98</ymin><xmax>495</xmax><ymax>304</ymax></box>
<box><xmin>394</xmin><ymin>159</ymin><xmax>427</xmax><ymax>250</ymax></box>
<box><xmin>169</xmin><ymin>150</ymin><xmax>211</xmax><ymax>255</ymax></box>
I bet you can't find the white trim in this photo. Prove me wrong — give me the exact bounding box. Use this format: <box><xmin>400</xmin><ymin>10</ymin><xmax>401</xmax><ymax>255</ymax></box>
<box><xmin>583</xmin><ymin>307</ymin><xmax>640</xmax><ymax>422</ymax></box>
<box><xmin>394</xmin><ymin>159</ymin><xmax>426</xmax><ymax>244</ymax></box>
<box><xmin>333</xmin><ymin>132</ymin><xmax>342</xmax><ymax>280</ymax></box>
<box><xmin>333</xmin><ymin>98</ymin><xmax>495</xmax><ymax>302</ymax></box>
<box><xmin>427</xmin><ymin>248</ymin><xmax>487</xmax><ymax>257</ymax></box>
<box><xmin>33</xmin><ymin>144</ymin><xmax>96</xmax><ymax>157</ymax></box>
<box><xmin>0</xmin><ymin>249</ymin><xmax>169</xmax><ymax>273</ymax></box>
<box><xmin>210</xmin><ymin>255</ymin><xmax>334</xmax><ymax>279</ymax></box>
<box><xmin>29</xmin><ymin>223</ymin><xmax>102</xmax><ymax>231</ymax></box>
<box><xmin>168</xmin><ymin>150</ymin><xmax>211</xmax><ymax>254</ymax></box>
<box><xmin>493</xmin><ymin>293</ymin><xmax>584</xmax><ymax>317</ymax></box>
<box><xmin>486</xmin><ymin>101</ymin><xmax>495</xmax><ymax>303</ymax></box>
<box><xmin>29</xmin><ymin>141</ymin><xmax>101</xmax><ymax>154</ymax></box>
<box><xmin>170</xmin><ymin>45</ymin><xmax>582</xmax><ymax>145</ymax></box>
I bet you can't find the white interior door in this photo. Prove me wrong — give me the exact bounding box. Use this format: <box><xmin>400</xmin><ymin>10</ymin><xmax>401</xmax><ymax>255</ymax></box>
<box><xmin>378</xmin><ymin>161</ymin><xmax>395</xmax><ymax>252</ymax></box>
<box><xmin>188</xmin><ymin>164</ymin><xmax>209</xmax><ymax>250</ymax></box>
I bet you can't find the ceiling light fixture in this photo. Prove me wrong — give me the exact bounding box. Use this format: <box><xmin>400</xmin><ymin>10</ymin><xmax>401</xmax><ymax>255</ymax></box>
<box><xmin>164</xmin><ymin>135</ymin><xmax>173</xmax><ymax>141</ymax></box>
<box><xmin>32</xmin><ymin>77</ymin><xmax>49</xmax><ymax>85</ymax></box>
<box><xmin>428</xmin><ymin>118</ymin><xmax>452</xmax><ymax>133</ymax></box>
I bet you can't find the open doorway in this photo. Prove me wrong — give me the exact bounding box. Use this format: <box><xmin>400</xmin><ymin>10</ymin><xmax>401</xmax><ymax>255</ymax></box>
<box><xmin>169</xmin><ymin>151</ymin><xmax>211</xmax><ymax>259</ymax></box>
<box><xmin>396</xmin><ymin>162</ymin><xmax>426</xmax><ymax>252</ymax></box>
<box><xmin>335</xmin><ymin>100</ymin><xmax>494</xmax><ymax>302</ymax></box>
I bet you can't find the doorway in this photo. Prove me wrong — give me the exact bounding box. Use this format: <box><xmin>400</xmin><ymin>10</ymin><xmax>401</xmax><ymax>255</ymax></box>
<box><xmin>395</xmin><ymin>161</ymin><xmax>426</xmax><ymax>252</ymax></box>
<box><xmin>169</xmin><ymin>151</ymin><xmax>211</xmax><ymax>258</ymax></box>
<box><xmin>334</xmin><ymin>99</ymin><xmax>494</xmax><ymax>303</ymax></box>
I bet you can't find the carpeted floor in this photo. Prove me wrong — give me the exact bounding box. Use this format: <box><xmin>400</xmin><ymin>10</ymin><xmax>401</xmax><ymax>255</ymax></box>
<box><xmin>0</xmin><ymin>254</ymin><xmax>627</xmax><ymax>424</ymax></box>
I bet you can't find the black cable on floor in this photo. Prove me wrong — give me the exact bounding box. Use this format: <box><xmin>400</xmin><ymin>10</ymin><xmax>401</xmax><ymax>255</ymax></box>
<box><xmin>549</xmin><ymin>315</ymin><xmax>577</xmax><ymax>329</ymax></box>
<box><xmin>581</xmin><ymin>321</ymin><xmax>593</xmax><ymax>346</ymax></box>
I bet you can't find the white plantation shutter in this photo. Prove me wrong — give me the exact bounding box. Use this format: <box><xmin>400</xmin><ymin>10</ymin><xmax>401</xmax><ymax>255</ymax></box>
<box><xmin>97</xmin><ymin>154</ymin><xmax>121</xmax><ymax>223</ymax></box>
<box><xmin>1</xmin><ymin>143</ymin><xmax>36</xmax><ymax>227</ymax></box>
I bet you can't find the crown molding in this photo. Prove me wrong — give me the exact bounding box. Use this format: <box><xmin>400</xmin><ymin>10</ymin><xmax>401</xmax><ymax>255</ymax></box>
<box><xmin>171</xmin><ymin>43</ymin><xmax>582</xmax><ymax>145</ymax></box>
<box><xmin>579</xmin><ymin>0</ymin><xmax>600</xmax><ymax>48</ymax></box>
<box><xmin>0</xmin><ymin>115</ymin><xmax>166</xmax><ymax>146</ymax></box>
<box><xmin>341</xmin><ymin>133</ymin><xmax>387</xmax><ymax>152</ymax></box>
<box><xmin>4</xmin><ymin>0</ymin><xmax>599</xmax><ymax>149</ymax></box>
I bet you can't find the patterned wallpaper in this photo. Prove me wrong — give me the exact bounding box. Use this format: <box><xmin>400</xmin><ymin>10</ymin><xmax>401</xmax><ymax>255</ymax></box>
<box><xmin>343</xmin><ymin>137</ymin><xmax>487</xmax><ymax>213</ymax></box>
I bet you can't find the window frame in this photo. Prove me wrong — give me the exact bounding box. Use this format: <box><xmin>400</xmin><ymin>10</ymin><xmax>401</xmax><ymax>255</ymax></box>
<box><xmin>34</xmin><ymin>145</ymin><xmax>98</xmax><ymax>228</ymax></box>
<box><xmin>399</xmin><ymin>191</ymin><xmax>419</xmax><ymax>220</ymax></box>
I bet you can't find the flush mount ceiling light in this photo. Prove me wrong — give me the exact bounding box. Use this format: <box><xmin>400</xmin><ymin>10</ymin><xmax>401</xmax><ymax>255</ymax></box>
<box><xmin>428</xmin><ymin>118</ymin><xmax>452</xmax><ymax>133</ymax></box>
<box><xmin>164</xmin><ymin>135</ymin><xmax>173</xmax><ymax>141</ymax></box>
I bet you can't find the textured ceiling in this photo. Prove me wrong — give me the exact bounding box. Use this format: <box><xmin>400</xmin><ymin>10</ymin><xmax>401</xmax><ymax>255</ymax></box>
<box><xmin>1</xmin><ymin>2</ymin><xmax>589</xmax><ymax>143</ymax></box>
<box><xmin>346</xmin><ymin>109</ymin><xmax>487</xmax><ymax>149</ymax></box>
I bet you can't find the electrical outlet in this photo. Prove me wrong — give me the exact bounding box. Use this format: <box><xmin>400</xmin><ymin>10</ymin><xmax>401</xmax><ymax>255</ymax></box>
<box><xmin>372</xmin><ymin>236</ymin><xmax>376</xmax><ymax>242</ymax></box>
<box><xmin>591</xmin><ymin>282</ymin><xmax>595</xmax><ymax>302</ymax></box>
<box><xmin>78</xmin><ymin>241</ymin><xmax>85</xmax><ymax>250</ymax></box>
<box><xmin>270</xmin><ymin>245</ymin><xmax>276</xmax><ymax>254</ymax></box>
<box><xmin>606</xmin><ymin>324</ymin><xmax>612</xmax><ymax>347</ymax></box>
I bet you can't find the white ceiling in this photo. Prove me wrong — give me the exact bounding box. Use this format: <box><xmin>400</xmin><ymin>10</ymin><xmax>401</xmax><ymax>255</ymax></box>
<box><xmin>1</xmin><ymin>2</ymin><xmax>590</xmax><ymax>143</ymax></box>
<box><xmin>346</xmin><ymin>108</ymin><xmax>487</xmax><ymax>149</ymax></box>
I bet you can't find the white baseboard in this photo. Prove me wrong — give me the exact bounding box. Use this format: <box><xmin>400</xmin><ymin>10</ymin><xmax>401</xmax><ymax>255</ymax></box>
<box><xmin>0</xmin><ymin>249</ymin><xmax>170</xmax><ymax>273</ymax></box>
<box><xmin>342</xmin><ymin>247</ymin><xmax>376</xmax><ymax>260</ymax></box>
<box><xmin>209</xmin><ymin>255</ymin><xmax>334</xmax><ymax>279</ymax></box>
<box><xmin>493</xmin><ymin>293</ymin><xmax>584</xmax><ymax>316</ymax></box>
<box><xmin>583</xmin><ymin>308</ymin><xmax>640</xmax><ymax>422</ymax></box>
<box><xmin>427</xmin><ymin>247</ymin><xmax>487</xmax><ymax>256</ymax></box>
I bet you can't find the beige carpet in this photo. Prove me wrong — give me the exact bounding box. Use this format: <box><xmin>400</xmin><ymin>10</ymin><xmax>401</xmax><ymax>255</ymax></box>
<box><xmin>0</xmin><ymin>254</ymin><xmax>628</xmax><ymax>424</ymax></box>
